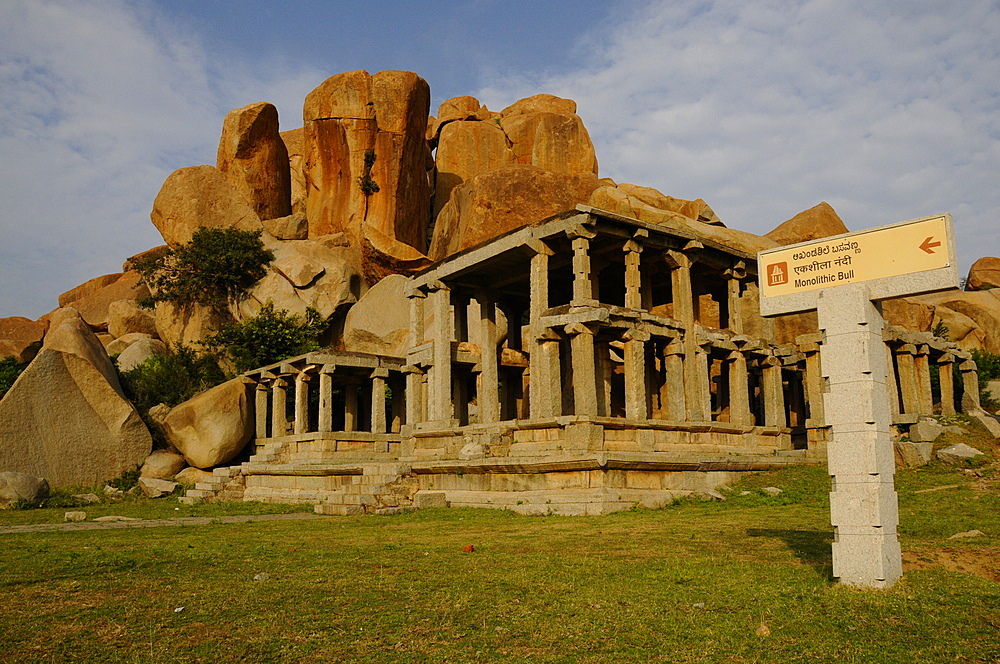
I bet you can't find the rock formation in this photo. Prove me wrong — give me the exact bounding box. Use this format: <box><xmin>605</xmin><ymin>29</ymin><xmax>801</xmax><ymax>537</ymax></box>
<box><xmin>217</xmin><ymin>101</ymin><xmax>292</xmax><ymax>221</ymax></box>
<box><xmin>966</xmin><ymin>257</ymin><xmax>1000</xmax><ymax>291</ymax></box>
<box><xmin>0</xmin><ymin>316</ymin><xmax>47</xmax><ymax>363</ymax></box>
<box><xmin>765</xmin><ymin>202</ymin><xmax>849</xmax><ymax>246</ymax></box>
<box><xmin>57</xmin><ymin>271</ymin><xmax>149</xmax><ymax>331</ymax></box>
<box><xmin>0</xmin><ymin>308</ymin><xmax>151</xmax><ymax>487</ymax></box>
<box><xmin>161</xmin><ymin>377</ymin><xmax>254</xmax><ymax>468</ymax></box>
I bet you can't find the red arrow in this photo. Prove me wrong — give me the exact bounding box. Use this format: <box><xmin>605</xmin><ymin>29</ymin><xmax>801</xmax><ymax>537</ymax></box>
<box><xmin>919</xmin><ymin>236</ymin><xmax>942</xmax><ymax>254</ymax></box>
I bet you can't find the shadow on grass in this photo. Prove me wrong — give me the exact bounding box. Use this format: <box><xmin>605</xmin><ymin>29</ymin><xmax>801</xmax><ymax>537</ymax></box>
<box><xmin>747</xmin><ymin>528</ymin><xmax>834</xmax><ymax>580</ymax></box>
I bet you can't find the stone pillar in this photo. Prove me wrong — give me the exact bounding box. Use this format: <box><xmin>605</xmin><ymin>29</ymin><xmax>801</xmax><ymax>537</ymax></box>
<box><xmin>566</xmin><ymin>323</ymin><xmax>598</xmax><ymax>417</ymax></box>
<box><xmin>727</xmin><ymin>348</ymin><xmax>752</xmax><ymax>426</ymax></box>
<box><xmin>818</xmin><ymin>284</ymin><xmax>901</xmax><ymax>589</ymax></box>
<box><xmin>762</xmin><ymin>356</ymin><xmax>785</xmax><ymax>427</ymax></box>
<box><xmin>271</xmin><ymin>377</ymin><xmax>288</xmax><ymax>437</ymax></box>
<box><xmin>662</xmin><ymin>341</ymin><xmax>687</xmax><ymax>422</ymax></box>
<box><xmin>798</xmin><ymin>334</ymin><xmax>825</xmax><ymax>428</ymax></box>
<box><xmin>596</xmin><ymin>338</ymin><xmax>612</xmax><ymax>417</ymax></box>
<box><xmin>894</xmin><ymin>344</ymin><xmax>919</xmax><ymax>416</ymax></box>
<box><xmin>623</xmin><ymin>239</ymin><xmax>643</xmax><ymax>310</ymax></box>
<box><xmin>404</xmin><ymin>365</ymin><xmax>425</xmax><ymax>426</ymax></box>
<box><xmin>390</xmin><ymin>375</ymin><xmax>405</xmax><ymax>432</ymax></box>
<box><xmin>725</xmin><ymin>262</ymin><xmax>746</xmax><ymax>333</ymax></box>
<box><xmin>939</xmin><ymin>355</ymin><xmax>956</xmax><ymax>415</ymax></box>
<box><xmin>429</xmin><ymin>282</ymin><xmax>453</xmax><ymax>423</ymax></box>
<box><xmin>476</xmin><ymin>295</ymin><xmax>500</xmax><ymax>424</ymax></box>
<box><xmin>255</xmin><ymin>381</ymin><xmax>269</xmax><ymax>438</ymax></box>
<box><xmin>666</xmin><ymin>246</ymin><xmax>706</xmax><ymax>421</ymax></box>
<box><xmin>318</xmin><ymin>367</ymin><xmax>334</xmax><ymax>432</ymax></box>
<box><xmin>623</xmin><ymin>329</ymin><xmax>650</xmax><ymax>420</ymax></box>
<box><xmin>960</xmin><ymin>359</ymin><xmax>980</xmax><ymax>411</ymax></box>
<box><xmin>531</xmin><ymin>331</ymin><xmax>562</xmax><ymax>419</ymax></box>
<box><xmin>371</xmin><ymin>368</ymin><xmax>388</xmax><ymax>434</ymax></box>
<box><xmin>344</xmin><ymin>380</ymin><xmax>358</xmax><ymax>432</ymax></box>
<box><xmin>452</xmin><ymin>292</ymin><xmax>470</xmax><ymax>343</ymax></box>
<box><xmin>885</xmin><ymin>344</ymin><xmax>901</xmax><ymax>419</ymax></box>
<box><xmin>407</xmin><ymin>286</ymin><xmax>426</xmax><ymax>347</ymax></box>
<box><xmin>914</xmin><ymin>345</ymin><xmax>934</xmax><ymax>415</ymax></box>
<box><xmin>294</xmin><ymin>371</ymin><xmax>311</xmax><ymax>435</ymax></box>
<box><xmin>694</xmin><ymin>340</ymin><xmax>712</xmax><ymax>421</ymax></box>
<box><xmin>568</xmin><ymin>227</ymin><xmax>598</xmax><ymax>306</ymax></box>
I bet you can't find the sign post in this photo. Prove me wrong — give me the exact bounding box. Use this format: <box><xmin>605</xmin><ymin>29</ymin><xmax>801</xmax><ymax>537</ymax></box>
<box><xmin>758</xmin><ymin>214</ymin><xmax>958</xmax><ymax>588</ymax></box>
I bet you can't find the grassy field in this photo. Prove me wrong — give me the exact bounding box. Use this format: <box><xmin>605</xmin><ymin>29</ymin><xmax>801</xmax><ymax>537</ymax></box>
<box><xmin>1</xmin><ymin>425</ymin><xmax>998</xmax><ymax>663</ymax></box>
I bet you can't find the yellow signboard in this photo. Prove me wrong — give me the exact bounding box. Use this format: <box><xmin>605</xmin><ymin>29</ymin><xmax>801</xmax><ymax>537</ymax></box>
<box><xmin>758</xmin><ymin>215</ymin><xmax>952</xmax><ymax>299</ymax></box>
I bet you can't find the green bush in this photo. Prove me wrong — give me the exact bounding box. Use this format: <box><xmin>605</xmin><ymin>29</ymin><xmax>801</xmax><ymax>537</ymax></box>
<box><xmin>970</xmin><ymin>348</ymin><xmax>1000</xmax><ymax>410</ymax></box>
<box><xmin>0</xmin><ymin>356</ymin><xmax>26</xmax><ymax>400</ymax></box>
<box><xmin>127</xmin><ymin>227</ymin><xmax>274</xmax><ymax>312</ymax></box>
<box><xmin>203</xmin><ymin>302</ymin><xmax>326</xmax><ymax>373</ymax></box>
<box><xmin>119</xmin><ymin>344</ymin><xmax>225</xmax><ymax>412</ymax></box>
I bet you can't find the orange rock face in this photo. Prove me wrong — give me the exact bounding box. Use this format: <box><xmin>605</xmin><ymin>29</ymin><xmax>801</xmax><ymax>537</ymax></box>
<box><xmin>57</xmin><ymin>272</ymin><xmax>149</xmax><ymax>331</ymax></box>
<box><xmin>429</xmin><ymin>165</ymin><xmax>601</xmax><ymax>261</ymax></box>
<box><xmin>765</xmin><ymin>202</ymin><xmax>849</xmax><ymax>246</ymax></box>
<box><xmin>150</xmin><ymin>165</ymin><xmax>263</xmax><ymax>247</ymax></box>
<box><xmin>966</xmin><ymin>257</ymin><xmax>1000</xmax><ymax>291</ymax></box>
<box><xmin>279</xmin><ymin>128</ymin><xmax>307</xmax><ymax>214</ymax></box>
<box><xmin>432</xmin><ymin>121</ymin><xmax>514</xmax><ymax>218</ymax></box>
<box><xmin>0</xmin><ymin>316</ymin><xmax>48</xmax><ymax>363</ymax></box>
<box><xmin>303</xmin><ymin>70</ymin><xmax>432</xmax><ymax>257</ymax></box>
<box><xmin>217</xmin><ymin>102</ymin><xmax>292</xmax><ymax>221</ymax></box>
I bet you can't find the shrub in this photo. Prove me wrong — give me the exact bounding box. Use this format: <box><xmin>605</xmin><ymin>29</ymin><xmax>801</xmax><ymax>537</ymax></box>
<box><xmin>119</xmin><ymin>344</ymin><xmax>226</xmax><ymax>412</ymax></box>
<box><xmin>202</xmin><ymin>302</ymin><xmax>326</xmax><ymax>373</ymax></box>
<box><xmin>0</xmin><ymin>356</ymin><xmax>26</xmax><ymax>400</ymax></box>
<box><xmin>127</xmin><ymin>227</ymin><xmax>274</xmax><ymax>312</ymax></box>
<box><xmin>970</xmin><ymin>348</ymin><xmax>1000</xmax><ymax>410</ymax></box>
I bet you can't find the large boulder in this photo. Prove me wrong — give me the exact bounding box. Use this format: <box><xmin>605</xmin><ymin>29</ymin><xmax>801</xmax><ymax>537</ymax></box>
<box><xmin>914</xmin><ymin>289</ymin><xmax>1000</xmax><ymax>353</ymax></box>
<box><xmin>342</xmin><ymin>274</ymin><xmax>411</xmax><ymax>356</ymax></box>
<box><xmin>236</xmin><ymin>239</ymin><xmax>362</xmax><ymax>320</ymax></box>
<box><xmin>116</xmin><ymin>337</ymin><xmax>168</xmax><ymax>371</ymax></box>
<box><xmin>966</xmin><ymin>257</ymin><xmax>1000</xmax><ymax>291</ymax></box>
<box><xmin>433</xmin><ymin>120</ymin><xmax>514</xmax><ymax>218</ymax></box>
<box><xmin>881</xmin><ymin>297</ymin><xmax>935</xmax><ymax>333</ymax></box>
<box><xmin>217</xmin><ymin>102</ymin><xmax>292</xmax><ymax>222</ymax></box>
<box><xmin>429</xmin><ymin>165</ymin><xmax>601</xmax><ymax>261</ymax></box>
<box><xmin>161</xmin><ymin>378</ymin><xmax>254</xmax><ymax>469</ymax></box>
<box><xmin>280</xmin><ymin>127</ymin><xmax>307</xmax><ymax>214</ymax></box>
<box><xmin>263</xmin><ymin>212</ymin><xmax>308</xmax><ymax>240</ymax></box>
<box><xmin>107</xmin><ymin>299</ymin><xmax>157</xmax><ymax>339</ymax></box>
<box><xmin>588</xmin><ymin>184</ymin><xmax>776</xmax><ymax>257</ymax></box>
<box><xmin>0</xmin><ymin>308</ymin><xmax>152</xmax><ymax>488</ymax></box>
<box><xmin>150</xmin><ymin>165</ymin><xmax>263</xmax><ymax>247</ymax></box>
<box><xmin>57</xmin><ymin>272</ymin><xmax>149</xmax><ymax>331</ymax></box>
<box><xmin>0</xmin><ymin>471</ymin><xmax>50</xmax><ymax>506</ymax></box>
<box><xmin>154</xmin><ymin>301</ymin><xmax>227</xmax><ymax>348</ymax></box>
<box><xmin>765</xmin><ymin>202</ymin><xmax>849</xmax><ymax>246</ymax></box>
<box><xmin>139</xmin><ymin>450</ymin><xmax>187</xmax><ymax>480</ymax></box>
<box><xmin>500</xmin><ymin>110</ymin><xmax>598</xmax><ymax>175</ymax></box>
<box><xmin>303</xmin><ymin>70</ymin><xmax>432</xmax><ymax>256</ymax></box>
<box><xmin>0</xmin><ymin>316</ymin><xmax>47</xmax><ymax>363</ymax></box>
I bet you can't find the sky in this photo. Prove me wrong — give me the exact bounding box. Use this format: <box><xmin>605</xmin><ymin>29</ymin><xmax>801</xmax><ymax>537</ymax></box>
<box><xmin>1</xmin><ymin>0</ymin><xmax>998</xmax><ymax>320</ymax></box>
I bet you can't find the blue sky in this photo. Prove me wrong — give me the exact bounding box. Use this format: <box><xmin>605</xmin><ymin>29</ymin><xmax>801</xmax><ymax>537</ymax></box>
<box><xmin>1</xmin><ymin>0</ymin><xmax>998</xmax><ymax>319</ymax></box>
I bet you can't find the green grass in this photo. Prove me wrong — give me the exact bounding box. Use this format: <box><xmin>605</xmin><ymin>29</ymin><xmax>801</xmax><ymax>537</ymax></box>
<box><xmin>1</xmin><ymin>431</ymin><xmax>998</xmax><ymax>663</ymax></box>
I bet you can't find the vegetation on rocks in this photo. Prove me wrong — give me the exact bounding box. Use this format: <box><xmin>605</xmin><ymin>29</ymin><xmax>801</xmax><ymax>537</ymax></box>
<box><xmin>127</xmin><ymin>227</ymin><xmax>274</xmax><ymax>312</ymax></box>
<box><xmin>971</xmin><ymin>348</ymin><xmax>1000</xmax><ymax>409</ymax></box>
<box><xmin>0</xmin><ymin>356</ymin><xmax>26</xmax><ymax>400</ymax></box>
<box><xmin>119</xmin><ymin>344</ymin><xmax>226</xmax><ymax>412</ymax></box>
<box><xmin>202</xmin><ymin>302</ymin><xmax>326</xmax><ymax>373</ymax></box>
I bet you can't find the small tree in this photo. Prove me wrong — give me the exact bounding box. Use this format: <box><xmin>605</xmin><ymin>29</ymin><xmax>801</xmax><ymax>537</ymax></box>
<box><xmin>127</xmin><ymin>227</ymin><xmax>274</xmax><ymax>312</ymax></box>
<box><xmin>0</xmin><ymin>356</ymin><xmax>26</xmax><ymax>400</ymax></box>
<box><xmin>202</xmin><ymin>302</ymin><xmax>327</xmax><ymax>373</ymax></box>
<box><xmin>119</xmin><ymin>344</ymin><xmax>226</xmax><ymax>412</ymax></box>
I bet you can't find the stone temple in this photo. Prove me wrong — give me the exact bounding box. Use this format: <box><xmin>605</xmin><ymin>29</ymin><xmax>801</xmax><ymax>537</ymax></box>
<box><xmin>186</xmin><ymin>206</ymin><xmax>976</xmax><ymax>515</ymax></box>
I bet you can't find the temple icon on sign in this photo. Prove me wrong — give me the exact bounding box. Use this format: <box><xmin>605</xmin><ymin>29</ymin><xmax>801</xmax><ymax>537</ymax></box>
<box><xmin>768</xmin><ymin>262</ymin><xmax>788</xmax><ymax>286</ymax></box>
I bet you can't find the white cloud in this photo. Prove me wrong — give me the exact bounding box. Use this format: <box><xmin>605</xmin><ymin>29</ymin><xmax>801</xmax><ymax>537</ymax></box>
<box><xmin>477</xmin><ymin>0</ymin><xmax>1000</xmax><ymax>276</ymax></box>
<box><xmin>0</xmin><ymin>0</ymin><xmax>322</xmax><ymax>319</ymax></box>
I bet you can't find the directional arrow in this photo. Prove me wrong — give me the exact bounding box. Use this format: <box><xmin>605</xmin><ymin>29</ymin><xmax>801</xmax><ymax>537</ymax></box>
<box><xmin>919</xmin><ymin>236</ymin><xmax>942</xmax><ymax>254</ymax></box>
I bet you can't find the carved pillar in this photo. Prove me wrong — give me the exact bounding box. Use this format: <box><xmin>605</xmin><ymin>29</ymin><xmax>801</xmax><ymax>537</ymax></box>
<box><xmin>762</xmin><ymin>356</ymin><xmax>786</xmax><ymax>427</ymax></box>
<box><xmin>255</xmin><ymin>381</ymin><xmax>269</xmax><ymax>438</ymax></box>
<box><xmin>662</xmin><ymin>341</ymin><xmax>686</xmax><ymax>422</ymax></box>
<box><xmin>476</xmin><ymin>295</ymin><xmax>500</xmax><ymax>424</ymax></box>
<box><xmin>429</xmin><ymin>282</ymin><xmax>453</xmax><ymax>423</ymax></box>
<box><xmin>894</xmin><ymin>344</ymin><xmax>919</xmax><ymax>416</ymax></box>
<box><xmin>624</xmin><ymin>239</ymin><xmax>644</xmax><ymax>310</ymax></box>
<box><xmin>623</xmin><ymin>329</ymin><xmax>650</xmax><ymax>420</ymax></box>
<box><xmin>961</xmin><ymin>359</ymin><xmax>980</xmax><ymax>411</ymax></box>
<box><xmin>568</xmin><ymin>227</ymin><xmax>598</xmax><ymax>306</ymax></box>
<box><xmin>452</xmin><ymin>292</ymin><xmax>470</xmax><ymax>343</ymax></box>
<box><xmin>725</xmin><ymin>261</ymin><xmax>746</xmax><ymax>334</ymax></box>
<box><xmin>694</xmin><ymin>340</ymin><xmax>712</xmax><ymax>421</ymax></box>
<box><xmin>318</xmin><ymin>367</ymin><xmax>334</xmax><ymax>432</ymax></box>
<box><xmin>939</xmin><ymin>354</ymin><xmax>956</xmax><ymax>415</ymax></box>
<box><xmin>294</xmin><ymin>371</ymin><xmax>311</xmax><ymax>435</ymax></box>
<box><xmin>914</xmin><ymin>345</ymin><xmax>934</xmax><ymax>415</ymax></box>
<box><xmin>566</xmin><ymin>322</ymin><xmax>598</xmax><ymax>417</ymax></box>
<box><xmin>271</xmin><ymin>377</ymin><xmax>288</xmax><ymax>437</ymax></box>
<box><xmin>666</xmin><ymin>245</ymin><xmax>705</xmax><ymax>421</ymax></box>
<box><xmin>885</xmin><ymin>344</ymin><xmax>901</xmax><ymax>419</ymax></box>
<box><xmin>404</xmin><ymin>365</ymin><xmax>425</xmax><ymax>426</ymax></box>
<box><xmin>798</xmin><ymin>334</ymin><xmax>825</xmax><ymax>428</ymax></box>
<box><xmin>727</xmin><ymin>348</ymin><xmax>752</xmax><ymax>425</ymax></box>
<box><xmin>371</xmin><ymin>368</ymin><xmax>388</xmax><ymax>434</ymax></box>
<box><xmin>532</xmin><ymin>330</ymin><xmax>562</xmax><ymax>418</ymax></box>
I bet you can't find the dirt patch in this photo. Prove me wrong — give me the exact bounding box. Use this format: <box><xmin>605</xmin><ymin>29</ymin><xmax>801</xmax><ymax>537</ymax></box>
<box><xmin>903</xmin><ymin>547</ymin><xmax>1000</xmax><ymax>583</ymax></box>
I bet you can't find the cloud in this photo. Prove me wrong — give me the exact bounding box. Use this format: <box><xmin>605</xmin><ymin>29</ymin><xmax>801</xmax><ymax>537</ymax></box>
<box><xmin>0</xmin><ymin>0</ymin><xmax>322</xmax><ymax>319</ymax></box>
<box><xmin>477</xmin><ymin>0</ymin><xmax>1000</xmax><ymax>275</ymax></box>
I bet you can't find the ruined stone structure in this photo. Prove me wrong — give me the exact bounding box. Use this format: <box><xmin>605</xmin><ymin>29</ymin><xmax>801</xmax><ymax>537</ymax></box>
<box><xmin>185</xmin><ymin>206</ymin><xmax>976</xmax><ymax>515</ymax></box>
